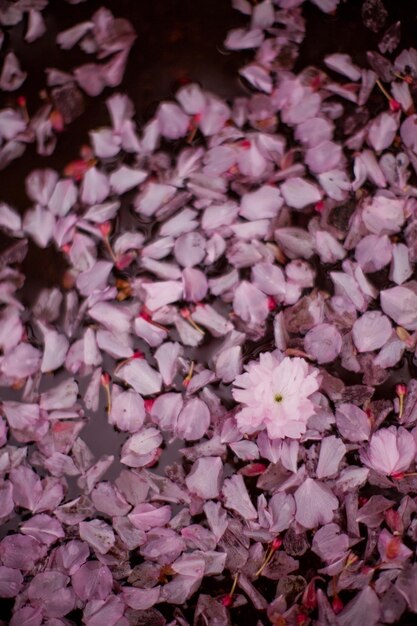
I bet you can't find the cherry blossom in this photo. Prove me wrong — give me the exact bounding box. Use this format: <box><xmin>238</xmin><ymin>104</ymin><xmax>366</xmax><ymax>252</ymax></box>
<box><xmin>232</xmin><ymin>353</ymin><xmax>320</xmax><ymax>439</ymax></box>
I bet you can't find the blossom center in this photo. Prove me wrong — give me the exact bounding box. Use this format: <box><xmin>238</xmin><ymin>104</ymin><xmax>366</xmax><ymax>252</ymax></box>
<box><xmin>274</xmin><ymin>393</ymin><xmax>283</xmax><ymax>403</ymax></box>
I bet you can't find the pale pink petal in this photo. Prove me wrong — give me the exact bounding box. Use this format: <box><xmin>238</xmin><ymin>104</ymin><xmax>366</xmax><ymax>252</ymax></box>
<box><xmin>368</xmin><ymin>112</ymin><xmax>398</xmax><ymax>152</ymax></box>
<box><xmin>182</xmin><ymin>268</ymin><xmax>208</xmax><ymax>302</ymax></box>
<box><xmin>304</xmin><ymin>323</ymin><xmax>342</xmax><ymax>364</ymax></box>
<box><xmin>122</xmin><ymin>586</ymin><xmax>160</xmax><ymax>610</ymax></box>
<box><xmin>318</xmin><ymin>169</ymin><xmax>351</xmax><ymax>201</ymax></box>
<box><xmin>0</xmin><ymin>566</ymin><xmax>23</xmax><ymax>598</ymax></box>
<box><xmin>360</xmin><ymin>426</ymin><xmax>416</xmax><ymax>475</ymax></box>
<box><xmin>316</xmin><ymin>436</ymin><xmax>346</xmax><ymax>479</ymax></box>
<box><xmin>25</xmin><ymin>10</ymin><xmax>46</xmax><ymax>43</ymax></box>
<box><xmin>199</xmin><ymin>96</ymin><xmax>230</xmax><ymax>136</ymax></box>
<box><xmin>21</xmin><ymin>514</ymin><xmax>65</xmax><ymax>546</ymax></box>
<box><xmin>76</xmin><ymin>261</ymin><xmax>113</xmax><ymax>296</ymax></box>
<box><xmin>335</xmin><ymin>403</ymin><xmax>371</xmax><ymax>442</ymax></box>
<box><xmin>109</xmin><ymin>165</ymin><xmax>147</xmax><ymax>194</ymax></box>
<box><xmin>174</xmin><ymin>231</ymin><xmax>206</xmax><ymax>267</ymax></box>
<box><xmin>305</xmin><ymin>140</ymin><xmax>343</xmax><ymax>174</ymax></box>
<box><xmin>1</xmin><ymin>342</ymin><xmax>41</xmax><ymax>378</ymax></box>
<box><xmin>72</xmin><ymin>561</ymin><xmax>113</xmax><ymax>601</ymax></box>
<box><xmin>314</xmin><ymin>231</ymin><xmax>346</xmax><ymax>264</ymax></box>
<box><xmin>109</xmin><ymin>390</ymin><xmax>145</xmax><ymax>433</ymax></box>
<box><xmin>157</xmin><ymin>102</ymin><xmax>189</xmax><ymax>139</ymax></box>
<box><xmin>338</xmin><ymin>587</ymin><xmax>380</xmax><ymax>626</ymax></box>
<box><xmin>295</xmin><ymin>117</ymin><xmax>334</xmax><ymax>148</ymax></box>
<box><xmin>280</xmin><ymin>177</ymin><xmax>322</xmax><ymax>209</ymax></box>
<box><xmin>0</xmin><ymin>52</ymin><xmax>26</xmax><ymax>91</ymax></box>
<box><xmin>48</xmin><ymin>179</ymin><xmax>78</xmax><ymax>216</ymax></box>
<box><xmin>89</xmin><ymin>302</ymin><xmax>132</xmax><ymax>334</ymax></box>
<box><xmin>57</xmin><ymin>21</ymin><xmax>93</xmax><ymax>49</ymax></box>
<box><xmin>222</xmin><ymin>475</ymin><xmax>257</xmax><ymax>520</ymax></box>
<box><xmin>23</xmin><ymin>205</ymin><xmax>55</xmax><ymax>248</ymax></box>
<box><xmin>224</xmin><ymin>27</ymin><xmax>264</xmax><ymax>50</ymax></box>
<box><xmin>275</xmin><ymin>227</ymin><xmax>314</xmax><ymax>259</ymax></box>
<box><xmin>381</xmin><ymin>285</ymin><xmax>417</xmax><ymax>330</ymax></box>
<box><xmin>135</xmin><ymin>182</ymin><xmax>176</xmax><ymax>216</ymax></box>
<box><xmin>142</xmin><ymin>280</ymin><xmax>183</xmax><ymax>310</ymax></box>
<box><xmin>294</xmin><ymin>477</ymin><xmax>338</xmax><ymax>529</ymax></box>
<box><xmin>90</xmin><ymin>128</ymin><xmax>121</xmax><ymax>158</ymax></box>
<box><xmin>390</xmin><ymin>243</ymin><xmax>412</xmax><ymax>285</ymax></box>
<box><xmin>0</xmin><ymin>110</ymin><xmax>26</xmax><ymax>141</ymax></box>
<box><xmin>176</xmin><ymin>83</ymin><xmax>206</xmax><ymax>114</ymax></box>
<box><xmin>185</xmin><ymin>457</ymin><xmax>223</xmax><ymax>499</ymax></box>
<box><xmin>233</xmin><ymin>281</ymin><xmax>269</xmax><ymax>325</ymax></box>
<box><xmin>355</xmin><ymin>234</ymin><xmax>392</xmax><ymax>273</ymax></box>
<box><xmin>176</xmin><ymin>398</ymin><xmax>210</xmax><ymax>440</ymax></box>
<box><xmin>116</xmin><ymin>359</ymin><xmax>162</xmax><ymax>396</ymax></box>
<box><xmin>81</xmin><ymin>167</ymin><xmax>110</xmax><ymax>205</ymax></box>
<box><xmin>83</xmin><ymin>595</ymin><xmax>125</xmax><ymax>626</ymax></box>
<box><xmin>79</xmin><ymin>519</ymin><xmax>115</xmax><ymax>554</ymax></box>
<box><xmin>0</xmin><ymin>204</ymin><xmax>23</xmax><ymax>238</ymax></box>
<box><xmin>363</xmin><ymin>195</ymin><xmax>405</xmax><ymax>235</ymax></box>
<box><xmin>240</xmin><ymin>64</ymin><xmax>272</xmax><ymax>93</ymax></box>
<box><xmin>41</xmin><ymin>329</ymin><xmax>69</xmax><ymax>372</ymax></box>
<box><xmin>74</xmin><ymin>63</ymin><xmax>105</xmax><ymax>96</ymax></box>
<box><xmin>120</xmin><ymin>428</ymin><xmax>162</xmax><ymax>467</ymax></box>
<box><xmin>324</xmin><ymin>53</ymin><xmax>361</xmax><ymax>80</ymax></box>
<box><xmin>91</xmin><ymin>482</ymin><xmax>131</xmax><ymax>516</ymax></box>
<box><xmin>191</xmin><ymin>304</ymin><xmax>233</xmax><ymax>336</ymax></box>
<box><xmin>352</xmin><ymin>311</ymin><xmax>392</xmax><ymax>352</ymax></box>
<box><xmin>240</xmin><ymin>186</ymin><xmax>283</xmax><ymax>220</ymax></box>
<box><xmin>128</xmin><ymin>504</ymin><xmax>171</xmax><ymax>531</ymax></box>
<box><xmin>154</xmin><ymin>342</ymin><xmax>182</xmax><ymax>385</ymax></box>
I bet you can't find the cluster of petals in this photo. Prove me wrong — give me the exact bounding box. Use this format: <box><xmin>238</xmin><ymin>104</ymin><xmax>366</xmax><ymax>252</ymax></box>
<box><xmin>2</xmin><ymin>0</ymin><xmax>417</xmax><ymax>624</ymax></box>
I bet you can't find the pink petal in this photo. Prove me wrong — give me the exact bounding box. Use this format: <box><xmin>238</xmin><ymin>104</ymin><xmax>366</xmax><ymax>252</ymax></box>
<box><xmin>316</xmin><ymin>436</ymin><xmax>347</xmax><ymax>479</ymax></box>
<box><xmin>0</xmin><ymin>566</ymin><xmax>23</xmax><ymax>597</ymax></box>
<box><xmin>120</xmin><ymin>428</ymin><xmax>162</xmax><ymax>467</ymax></box>
<box><xmin>233</xmin><ymin>281</ymin><xmax>269</xmax><ymax>325</ymax></box>
<box><xmin>304</xmin><ymin>323</ymin><xmax>343</xmax><ymax>364</ymax></box>
<box><xmin>224</xmin><ymin>27</ymin><xmax>264</xmax><ymax>50</ymax></box>
<box><xmin>352</xmin><ymin>311</ymin><xmax>392</xmax><ymax>352</ymax></box>
<box><xmin>240</xmin><ymin>185</ymin><xmax>283</xmax><ymax>220</ymax></box>
<box><xmin>185</xmin><ymin>457</ymin><xmax>223</xmax><ymax>499</ymax></box>
<box><xmin>72</xmin><ymin>561</ymin><xmax>113</xmax><ymax>601</ymax></box>
<box><xmin>335</xmin><ymin>403</ymin><xmax>371</xmax><ymax>442</ymax></box>
<box><xmin>79</xmin><ymin>519</ymin><xmax>115</xmax><ymax>555</ymax></box>
<box><xmin>81</xmin><ymin>167</ymin><xmax>110</xmax><ymax>205</ymax></box>
<box><xmin>109</xmin><ymin>389</ymin><xmax>145</xmax><ymax>432</ymax></box>
<box><xmin>176</xmin><ymin>398</ymin><xmax>210</xmax><ymax>440</ymax></box>
<box><xmin>157</xmin><ymin>102</ymin><xmax>189</xmax><ymax>139</ymax></box>
<box><xmin>222</xmin><ymin>474</ymin><xmax>257</xmax><ymax>520</ymax></box>
<box><xmin>128</xmin><ymin>503</ymin><xmax>171</xmax><ymax>531</ymax></box>
<box><xmin>25</xmin><ymin>10</ymin><xmax>46</xmax><ymax>43</ymax></box>
<box><xmin>0</xmin><ymin>52</ymin><xmax>26</xmax><ymax>91</ymax></box>
<box><xmin>116</xmin><ymin>359</ymin><xmax>162</xmax><ymax>396</ymax></box>
<box><xmin>294</xmin><ymin>477</ymin><xmax>338</xmax><ymax>529</ymax></box>
<box><xmin>381</xmin><ymin>285</ymin><xmax>417</xmax><ymax>330</ymax></box>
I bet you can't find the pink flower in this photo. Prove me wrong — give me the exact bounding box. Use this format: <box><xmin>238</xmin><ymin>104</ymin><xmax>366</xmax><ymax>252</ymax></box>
<box><xmin>232</xmin><ymin>353</ymin><xmax>320</xmax><ymax>440</ymax></box>
<box><xmin>360</xmin><ymin>426</ymin><xmax>416</xmax><ymax>476</ymax></box>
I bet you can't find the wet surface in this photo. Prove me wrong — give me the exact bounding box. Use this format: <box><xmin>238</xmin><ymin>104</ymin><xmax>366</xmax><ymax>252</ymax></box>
<box><xmin>2</xmin><ymin>0</ymin><xmax>417</xmax><ymax>624</ymax></box>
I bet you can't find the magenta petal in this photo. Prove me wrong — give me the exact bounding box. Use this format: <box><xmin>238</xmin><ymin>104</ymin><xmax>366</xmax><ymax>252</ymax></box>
<box><xmin>0</xmin><ymin>566</ymin><xmax>23</xmax><ymax>598</ymax></box>
<box><xmin>72</xmin><ymin>560</ymin><xmax>113</xmax><ymax>601</ymax></box>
